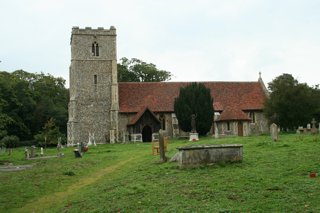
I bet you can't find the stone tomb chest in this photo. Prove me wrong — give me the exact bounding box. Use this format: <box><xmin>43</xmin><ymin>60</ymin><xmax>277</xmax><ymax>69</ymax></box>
<box><xmin>176</xmin><ymin>144</ymin><xmax>243</xmax><ymax>168</ymax></box>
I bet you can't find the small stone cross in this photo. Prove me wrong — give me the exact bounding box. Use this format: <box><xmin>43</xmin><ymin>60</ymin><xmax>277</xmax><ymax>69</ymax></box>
<box><xmin>311</xmin><ymin>118</ymin><xmax>316</xmax><ymax>129</ymax></box>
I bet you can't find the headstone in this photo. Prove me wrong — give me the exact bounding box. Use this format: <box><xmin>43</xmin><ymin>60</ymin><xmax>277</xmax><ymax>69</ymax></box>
<box><xmin>91</xmin><ymin>133</ymin><xmax>96</xmax><ymax>146</ymax></box>
<box><xmin>57</xmin><ymin>141</ymin><xmax>62</xmax><ymax>153</ymax></box>
<box><xmin>158</xmin><ymin>129</ymin><xmax>167</xmax><ymax>163</ymax></box>
<box><xmin>311</xmin><ymin>118</ymin><xmax>317</xmax><ymax>134</ymax></box>
<box><xmin>214</xmin><ymin>123</ymin><xmax>219</xmax><ymax>139</ymax></box>
<box><xmin>189</xmin><ymin>132</ymin><xmax>199</xmax><ymax>141</ymax></box>
<box><xmin>87</xmin><ymin>133</ymin><xmax>92</xmax><ymax>146</ymax></box>
<box><xmin>24</xmin><ymin>147</ymin><xmax>30</xmax><ymax>159</ymax></box>
<box><xmin>307</xmin><ymin>123</ymin><xmax>311</xmax><ymax>130</ymax></box>
<box><xmin>30</xmin><ymin>146</ymin><xmax>36</xmax><ymax>158</ymax></box>
<box><xmin>270</xmin><ymin>123</ymin><xmax>278</xmax><ymax>141</ymax></box>
<box><xmin>319</xmin><ymin>123</ymin><xmax>320</xmax><ymax>134</ymax></box>
<box><xmin>40</xmin><ymin>147</ymin><xmax>44</xmax><ymax>156</ymax></box>
<box><xmin>73</xmin><ymin>149</ymin><xmax>82</xmax><ymax>158</ymax></box>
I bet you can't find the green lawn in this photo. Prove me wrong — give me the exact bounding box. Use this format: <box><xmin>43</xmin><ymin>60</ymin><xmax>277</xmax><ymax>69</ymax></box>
<box><xmin>1</xmin><ymin>134</ymin><xmax>320</xmax><ymax>212</ymax></box>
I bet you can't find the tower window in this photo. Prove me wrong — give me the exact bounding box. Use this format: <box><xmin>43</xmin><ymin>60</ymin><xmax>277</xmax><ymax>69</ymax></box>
<box><xmin>94</xmin><ymin>75</ymin><xmax>97</xmax><ymax>84</ymax></box>
<box><xmin>92</xmin><ymin>42</ymin><xmax>99</xmax><ymax>56</ymax></box>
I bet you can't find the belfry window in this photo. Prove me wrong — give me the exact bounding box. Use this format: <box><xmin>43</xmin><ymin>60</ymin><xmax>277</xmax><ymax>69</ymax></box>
<box><xmin>92</xmin><ymin>42</ymin><xmax>99</xmax><ymax>56</ymax></box>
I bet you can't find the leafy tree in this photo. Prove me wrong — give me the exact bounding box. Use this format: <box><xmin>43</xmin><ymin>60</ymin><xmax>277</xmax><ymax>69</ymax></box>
<box><xmin>34</xmin><ymin>118</ymin><xmax>65</xmax><ymax>147</ymax></box>
<box><xmin>264</xmin><ymin>73</ymin><xmax>318</xmax><ymax>130</ymax></box>
<box><xmin>174</xmin><ymin>83</ymin><xmax>214</xmax><ymax>135</ymax></box>
<box><xmin>0</xmin><ymin>70</ymin><xmax>68</xmax><ymax>143</ymax></box>
<box><xmin>117</xmin><ymin>57</ymin><xmax>172</xmax><ymax>82</ymax></box>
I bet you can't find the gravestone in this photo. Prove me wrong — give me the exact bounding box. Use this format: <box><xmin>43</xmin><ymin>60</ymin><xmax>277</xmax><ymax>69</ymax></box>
<box><xmin>189</xmin><ymin>114</ymin><xmax>199</xmax><ymax>141</ymax></box>
<box><xmin>30</xmin><ymin>146</ymin><xmax>36</xmax><ymax>158</ymax></box>
<box><xmin>270</xmin><ymin>123</ymin><xmax>278</xmax><ymax>141</ymax></box>
<box><xmin>24</xmin><ymin>147</ymin><xmax>30</xmax><ymax>159</ymax></box>
<box><xmin>40</xmin><ymin>147</ymin><xmax>44</xmax><ymax>156</ymax></box>
<box><xmin>311</xmin><ymin>118</ymin><xmax>318</xmax><ymax>134</ymax></box>
<box><xmin>73</xmin><ymin>149</ymin><xmax>82</xmax><ymax>158</ymax></box>
<box><xmin>307</xmin><ymin>123</ymin><xmax>311</xmax><ymax>131</ymax></box>
<box><xmin>214</xmin><ymin>123</ymin><xmax>219</xmax><ymax>139</ymax></box>
<box><xmin>158</xmin><ymin>129</ymin><xmax>167</xmax><ymax>162</ymax></box>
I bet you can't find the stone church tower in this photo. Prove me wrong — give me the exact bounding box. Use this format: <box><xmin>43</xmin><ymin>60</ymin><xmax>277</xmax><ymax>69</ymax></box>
<box><xmin>67</xmin><ymin>26</ymin><xmax>119</xmax><ymax>145</ymax></box>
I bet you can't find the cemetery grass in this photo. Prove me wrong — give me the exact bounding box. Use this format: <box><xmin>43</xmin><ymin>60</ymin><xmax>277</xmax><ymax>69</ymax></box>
<box><xmin>0</xmin><ymin>135</ymin><xmax>320</xmax><ymax>212</ymax></box>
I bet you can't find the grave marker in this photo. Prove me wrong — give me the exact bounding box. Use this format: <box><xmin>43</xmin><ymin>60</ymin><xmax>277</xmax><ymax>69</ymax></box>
<box><xmin>270</xmin><ymin>123</ymin><xmax>278</xmax><ymax>141</ymax></box>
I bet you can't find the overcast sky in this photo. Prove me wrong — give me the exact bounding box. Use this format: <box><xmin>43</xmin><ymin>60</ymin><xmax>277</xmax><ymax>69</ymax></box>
<box><xmin>1</xmin><ymin>0</ymin><xmax>320</xmax><ymax>87</ymax></box>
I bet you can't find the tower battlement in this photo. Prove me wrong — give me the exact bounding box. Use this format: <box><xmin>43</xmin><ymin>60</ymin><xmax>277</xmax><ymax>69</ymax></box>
<box><xmin>71</xmin><ymin>26</ymin><xmax>116</xmax><ymax>35</ymax></box>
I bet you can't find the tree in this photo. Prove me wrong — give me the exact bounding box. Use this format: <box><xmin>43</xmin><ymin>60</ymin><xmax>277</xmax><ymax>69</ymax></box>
<box><xmin>117</xmin><ymin>57</ymin><xmax>172</xmax><ymax>82</ymax></box>
<box><xmin>174</xmin><ymin>83</ymin><xmax>214</xmax><ymax>135</ymax></box>
<box><xmin>0</xmin><ymin>70</ymin><xmax>68</xmax><ymax>143</ymax></box>
<box><xmin>34</xmin><ymin>118</ymin><xmax>66</xmax><ymax>147</ymax></box>
<box><xmin>264</xmin><ymin>73</ymin><xmax>318</xmax><ymax>130</ymax></box>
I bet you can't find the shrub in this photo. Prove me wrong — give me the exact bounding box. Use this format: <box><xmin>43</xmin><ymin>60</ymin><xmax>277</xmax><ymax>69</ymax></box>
<box><xmin>1</xmin><ymin>135</ymin><xmax>20</xmax><ymax>148</ymax></box>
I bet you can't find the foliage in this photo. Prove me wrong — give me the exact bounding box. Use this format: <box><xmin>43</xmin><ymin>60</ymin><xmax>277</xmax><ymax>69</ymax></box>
<box><xmin>174</xmin><ymin>83</ymin><xmax>214</xmax><ymax>135</ymax></box>
<box><xmin>1</xmin><ymin>135</ymin><xmax>320</xmax><ymax>212</ymax></box>
<box><xmin>0</xmin><ymin>135</ymin><xmax>20</xmax><ymax>148</ymax></box>
<box><xmin>264</xmin><ymin>73</ymin><xmax>319</xmax><ymax>130</ymax></box>
<box><xmin>117</xmin><ymin>57</ymin><xmax>172</xmax><ymax>82</ymax></box>
<box><xmin>0</xmin><ymin>70</ymin><xmax>68</xmax><ymax>143</ymax></box>
<box><xmin>34</xmin><ymin>118</ymin><xmax>66</xmax><ymax>147</ymax></box>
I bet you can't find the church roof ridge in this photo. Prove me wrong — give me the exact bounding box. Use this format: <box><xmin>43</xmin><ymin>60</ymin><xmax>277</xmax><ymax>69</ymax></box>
<box><xmin>119</xmin><ymin>80</ymin><xmax>260</xmax><ymax>84</ymax></box>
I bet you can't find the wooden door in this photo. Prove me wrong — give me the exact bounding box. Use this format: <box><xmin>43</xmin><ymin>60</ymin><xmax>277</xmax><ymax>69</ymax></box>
<box><xmin>238</xmin><ymin>122</ymin><xmax>243</xmax><ymax>136</ymax></box>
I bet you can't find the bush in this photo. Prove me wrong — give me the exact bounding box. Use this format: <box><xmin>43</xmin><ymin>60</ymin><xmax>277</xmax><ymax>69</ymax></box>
<box><xmin>1</xmin><ymin>135</ymin><xmax>20</xmax><ymax>148</ymax></box>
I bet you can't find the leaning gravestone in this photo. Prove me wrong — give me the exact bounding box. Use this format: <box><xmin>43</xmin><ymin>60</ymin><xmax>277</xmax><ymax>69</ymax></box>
<box><xmin>270</xmin><ymin>123</ymin><xmax>278</xmax><ymax>141</ymax></box>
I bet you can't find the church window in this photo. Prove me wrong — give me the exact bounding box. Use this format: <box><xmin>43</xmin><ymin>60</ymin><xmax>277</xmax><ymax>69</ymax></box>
<box><xmin>160</xmin><ymin>114</ymin><xmax>166</xmax><ymax>130</ymax></box>
<box><xmin>92</xmin><ymin>42</ymin><xmax>99</xmax><ymax>56</ymax></box>
<box><xmin>94</xmin><ymin>75</ymin><xmax>97</xmax><ymax>91</ymax></box>
<box><xmin>249</xmin><ymin>112</ymin><xmax>256</xmax><ymax>123</ymax></box>
<box><xmin>227</xmin><ymin>122</ymin><xmax>230</xmax><ymax>131</ymax></box>
<box><xmin>94</xmin><ymin>75</ymin><xmax>97</xmax><ymax>84</ymax></box>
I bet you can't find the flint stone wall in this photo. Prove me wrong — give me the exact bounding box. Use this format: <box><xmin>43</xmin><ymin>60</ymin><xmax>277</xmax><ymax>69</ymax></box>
<box><xmin>177</xmin><ymin>144</ymin><xmax>243</xmax><ymax>168</ymax></box>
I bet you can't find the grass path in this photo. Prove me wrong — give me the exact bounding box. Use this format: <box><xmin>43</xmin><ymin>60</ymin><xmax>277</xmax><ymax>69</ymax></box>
<box><xmin>15</xmin><ymin>156</ymin><xmax>137</xmax><ymax>213</ymax></box>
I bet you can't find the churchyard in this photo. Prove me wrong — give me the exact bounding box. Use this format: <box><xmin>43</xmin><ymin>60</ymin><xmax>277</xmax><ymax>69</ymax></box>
<box><xmin>1</xmin><ymin>134</ymin><xmax>320</xmax><ymax>212</ymax></box>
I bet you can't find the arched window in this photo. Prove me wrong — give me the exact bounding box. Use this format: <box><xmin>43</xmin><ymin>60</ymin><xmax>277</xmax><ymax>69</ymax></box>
<box><xmin>92</xmin><ymin>42</ymin><xmax>99</xmax><ymax>56</ymax></box>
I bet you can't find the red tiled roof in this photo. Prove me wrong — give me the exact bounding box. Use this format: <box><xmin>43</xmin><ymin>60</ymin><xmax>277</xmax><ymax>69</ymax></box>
<box><xmin>119</xmin><ymin>81</ymin><xmax>267</xmax><ymax>114</ymax></box>
<box><xmin>128</xmin><ymin>107</ymin><xmax>160</xmax><ymax>125</ymax></box>
<box><xmin>217</xmin><ymin>106</ymin><xmax>251</xmax><ymax>121</ymax></box>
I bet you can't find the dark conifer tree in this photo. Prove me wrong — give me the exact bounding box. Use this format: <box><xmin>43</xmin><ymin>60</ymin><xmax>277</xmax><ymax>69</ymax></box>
<box><xmin>174</xmin><ymin>83</ymin><xmax>214</xmax><ymax>135</ymax></box>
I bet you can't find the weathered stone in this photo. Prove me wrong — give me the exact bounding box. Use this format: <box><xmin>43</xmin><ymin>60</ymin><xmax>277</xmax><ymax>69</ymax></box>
<box><xmin>176</xmin><ymin>144</ymin><xmax>243</xmax><ymax>168</ymax></box>
<box><xmin>30</xmin><ymin>146</ymin><xmax>36</xmax><ymax>158</ymax></box>
<box><xmin>189</xmin><ymin>132</ymin><xmax>199</xmax><ymax>141</ymax></box>
<box><xmin>169</xmin><ymin>152</ymin><xmax>180</xmax><ymax>162</ymax></box>
<box><xmin>311</xmin><ymin>118</ymin><xmax>317</xmax><ymax>134</ymax></box>
<box><xmin>68</xmin><ymin>27</ymin><xmax>118</xmax><ymax>145</ymax></box>
<box><xmin>270</xmin><ymin>123</ymin><xmax>278</xmax><ymax>141</ymax></box>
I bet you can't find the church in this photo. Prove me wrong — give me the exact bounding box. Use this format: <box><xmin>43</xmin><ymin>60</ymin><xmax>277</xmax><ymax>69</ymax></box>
<box><xmin>67</xmin><ymin>26</ymin><xmax>269</xmax><ymax>145</ymax></box>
